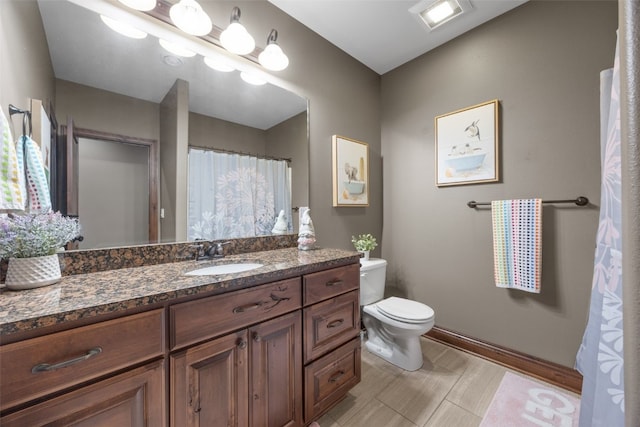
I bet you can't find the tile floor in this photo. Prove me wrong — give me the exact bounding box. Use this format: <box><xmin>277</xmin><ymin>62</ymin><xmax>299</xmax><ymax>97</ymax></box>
<box><xmin>315</xmin><ymin>337</ymin><xmax>578</xmax><ymax>427</ymax></box>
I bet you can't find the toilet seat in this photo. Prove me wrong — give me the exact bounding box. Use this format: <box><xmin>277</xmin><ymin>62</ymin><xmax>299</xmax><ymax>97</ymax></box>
<box><xmin>376</xmin><ymin>297</ymin><xmax>434</xmax><ymax>324</ymax></box>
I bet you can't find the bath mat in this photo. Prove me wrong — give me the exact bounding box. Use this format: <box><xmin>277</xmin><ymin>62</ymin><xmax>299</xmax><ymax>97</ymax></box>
<box><xmin>480</xmin><ymin>372</ymin><xmax>580</xmax><ymax>427</ymax></box>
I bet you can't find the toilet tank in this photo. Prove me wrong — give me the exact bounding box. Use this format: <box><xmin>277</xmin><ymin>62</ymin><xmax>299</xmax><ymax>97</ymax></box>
<box><xmin>359</xmin><ymin>258</ymin><xmax>387</xmax><ymax>306</ymax></box>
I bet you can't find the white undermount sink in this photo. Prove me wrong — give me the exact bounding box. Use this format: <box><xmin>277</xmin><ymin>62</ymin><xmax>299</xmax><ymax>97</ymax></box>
<box><xmin>185</xmin><ymin>263</ymin><xmax>264</xmax><ymax>276</ymax></box>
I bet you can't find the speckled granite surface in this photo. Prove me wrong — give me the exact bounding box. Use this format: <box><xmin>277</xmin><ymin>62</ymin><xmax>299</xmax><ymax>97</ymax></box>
<box><xmin>0</xmin><ymin>247</ymin><xmax>359</xmax><ymax>338</ymax></box>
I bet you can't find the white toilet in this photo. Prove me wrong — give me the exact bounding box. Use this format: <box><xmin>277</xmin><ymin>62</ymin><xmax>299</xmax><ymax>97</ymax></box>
<box><xmin>360</xmin><ymin>258</ymin><xmax>435</xmax><ymax>371</ymax></box>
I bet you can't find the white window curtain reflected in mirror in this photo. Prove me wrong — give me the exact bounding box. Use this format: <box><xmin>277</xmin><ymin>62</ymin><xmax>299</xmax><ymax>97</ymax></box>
<box><xmin>188</xmin><ymin>148</ymin><xmax>292</xmax><ymax>240</ymax></box>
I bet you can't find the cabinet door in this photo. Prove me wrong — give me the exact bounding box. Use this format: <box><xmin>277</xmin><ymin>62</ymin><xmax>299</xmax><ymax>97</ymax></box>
<box><xmin>250</xmin><ymin>311</ymin><xmax>303</xmax><ymax>427</ymax></box>
<box><xmin>0</xmin><ymin>360</ymin><xmax>165</xmax><ymax>427</ymax></box>
<box><xmin>171</xmin><ymin>330</ymin><xmax>249</xmax><ymax>427</ymax></box>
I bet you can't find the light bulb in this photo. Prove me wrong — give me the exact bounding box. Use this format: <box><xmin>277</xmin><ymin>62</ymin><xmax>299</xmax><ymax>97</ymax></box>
<box><xmin>240</xmin><ymin>72</ymin><xmax>266</xmax><ymax>86</ymax></box>
<box><xmin>169</xmin><ymin>0</ymin><xmax>212</xmax><ymax>36</ymax></box>
<box><xmin>259</xmin><ymin>43</ymin><xmax>289</xmax><ymax>71</ymax></box>
<box><xmin>159</xmin><ymin>39</ymin><xmax>196</xmax><ymax>57</ymax></box>
<box><xmin>101</xmin><ymin>15</ymin><xmax>147</xmax><ymax>39</ymax></box>
<box><xmin>118</xmin><ymin>0</ymin><xmax>156</xmax><ymax>11</ymax></box>
<box><xmin>220</xmin><ymin>22</ymin><xmax>256</xmax><ymax>55</ymax></box>
<box><xmin>204</xmin><ymin>57</ymin><xmax>235</xmax><ymax>72</ymax></box>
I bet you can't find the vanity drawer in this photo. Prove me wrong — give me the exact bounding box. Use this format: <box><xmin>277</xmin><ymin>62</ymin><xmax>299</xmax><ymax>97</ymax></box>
<box><xmin>303</xmin><ymin>290</ymin><xmax>360</xmax><ymax>363</ymax></box>
<box><xmin>304</xmin><ymin>337</ymin><xmax>361</xmax><ymax>421</ymax></box>
<box><xmin>0</xmin><ymin>309</ymin><xmax>165</xmax><ymax>412</ymax></box>
<box><xmin>303</xmin><ymin>263</ymin><xmax>359</xmax><ymax>305</ymax></box>
<box><xmin>170</xmin><ymin>277</ymin><xmax>302</xmax><ymax>351</ymax></box>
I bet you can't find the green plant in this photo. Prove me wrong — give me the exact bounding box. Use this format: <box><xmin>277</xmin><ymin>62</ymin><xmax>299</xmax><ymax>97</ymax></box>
<box><xmin>0</xmin><ymin>212</ymin><xmax>81</xmax><ymax>259</ymax></box>
<box><xmin>351</xmin><ymin>233</ymin><xmax>377</xmax><ymax>252</ymax></box>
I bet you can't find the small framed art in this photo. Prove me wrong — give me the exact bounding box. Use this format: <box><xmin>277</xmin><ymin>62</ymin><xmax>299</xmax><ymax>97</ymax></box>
<box><xmin>435</xmin><ymin>99</ymin><xmax>499</xmax><ymax>186</ymax></box>
<box><xmin>332</xmin><ymin>135</ymin><xmax>369</xmax><ymax>207</ymax></box>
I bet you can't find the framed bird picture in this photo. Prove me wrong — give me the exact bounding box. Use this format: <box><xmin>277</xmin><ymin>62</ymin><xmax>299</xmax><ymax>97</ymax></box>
<box><xmin>332</xmin><ymin>135</ymin><xmax>369</xmax><ymax>207</ymax></box>
<box><xmin>435</xmin><ymin>99</ymin><xmax>499</xmax><ymax>186</ymax></box>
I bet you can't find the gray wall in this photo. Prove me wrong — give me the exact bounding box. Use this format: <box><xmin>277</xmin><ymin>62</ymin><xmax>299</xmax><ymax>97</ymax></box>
<box><xmin>267</xmin><ymin>112</ymin><xmax>309</xmax><ymax>221</ymax></box>
<box><xmin>380</xmin><ymin>0</ymin><xmax>617</xmax><ymax>367</ymax></box>
<box><xmin>219</xmin><ymin>1</ymin><xmax>383</xmax><ymax>253</ymax></box>
<box><xmin>0</xmin><ymin>1</ymin><xmax>54</xmax><ymax>133</ymax></box>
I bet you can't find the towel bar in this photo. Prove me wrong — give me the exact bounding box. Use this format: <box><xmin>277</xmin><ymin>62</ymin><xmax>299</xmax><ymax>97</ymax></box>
<box><xmin>467</xmin><ymin>196</ymin><xmax>589</xmax><ymax>208</ymax></box>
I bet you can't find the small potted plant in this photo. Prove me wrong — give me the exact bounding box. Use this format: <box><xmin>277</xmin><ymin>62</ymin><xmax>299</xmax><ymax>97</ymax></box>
<box><xmin>351</xmin><ymin>233</ymin><xmax>377</xmax><ymax>260</ymax></box>
<box><xmin>0</xmin><ymin>212</ymin><xmax>81</xmax><ymax>290</ymax></box>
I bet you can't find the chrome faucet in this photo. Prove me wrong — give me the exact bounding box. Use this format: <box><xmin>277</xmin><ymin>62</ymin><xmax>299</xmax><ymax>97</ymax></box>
<box><xmin>208</xmin><ymin>241</ymin><xmax>231</xmax><ymax>258</ymax></box>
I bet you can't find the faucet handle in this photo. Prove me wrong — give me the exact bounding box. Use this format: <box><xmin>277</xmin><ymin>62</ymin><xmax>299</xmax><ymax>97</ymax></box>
<box><xmin>188</xmin><ymin>244</ymin><xmax>205</xmax><ymax>261</ymax></box>
<box><xmin>214</xmin><ymin>241</ymin><xmax>231</xmax><ymax>257</ymax></box>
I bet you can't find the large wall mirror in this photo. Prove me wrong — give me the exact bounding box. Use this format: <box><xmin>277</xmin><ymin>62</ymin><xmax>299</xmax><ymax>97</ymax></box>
<box><xmin>36</xmin><ymin>0</ymin><xmax>309</xmax><ymax>249</ymax></box>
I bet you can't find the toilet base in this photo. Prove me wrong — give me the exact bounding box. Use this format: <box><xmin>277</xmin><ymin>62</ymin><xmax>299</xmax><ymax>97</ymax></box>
<box><xmin>364</xmin><ymin>335</ymin><xmax>424</xmax><ymax>371</ymax></box>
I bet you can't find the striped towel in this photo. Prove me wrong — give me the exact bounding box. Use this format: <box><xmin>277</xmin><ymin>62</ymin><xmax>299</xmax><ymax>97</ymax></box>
<box><xmin>0</xmin><ymin>109</ymin><xmax>25</xmax><ymax>212</ymax></box>
<box><xmin>491</xmin><ymin>199</ymin><xmax>542</xmax><ymax>293</ymax></box>
<box><xmin>15</xmin><ymin>135</ymin><xmax>51</xmax><ymax>213</ymax></box>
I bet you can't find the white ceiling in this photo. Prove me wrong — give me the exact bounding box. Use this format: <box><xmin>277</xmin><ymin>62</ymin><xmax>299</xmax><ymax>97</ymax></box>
<box><xmin>268</xmin><ymin>0</ymin><xmax>528</xmax><ymax>75</ymax></box>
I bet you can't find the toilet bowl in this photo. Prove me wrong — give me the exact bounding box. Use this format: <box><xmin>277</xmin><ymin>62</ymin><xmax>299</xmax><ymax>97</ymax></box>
<box><xmin>360</xmin><ymin>259</ymin><xmax>435</xmax><ymax>371</ymax></box>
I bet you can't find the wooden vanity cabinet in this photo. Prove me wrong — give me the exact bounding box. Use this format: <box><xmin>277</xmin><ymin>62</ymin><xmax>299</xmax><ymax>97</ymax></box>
<box><xmin>0</xmin><ymin>259</ymin><xmax>361</xmax><ymax>427</ymax></box>
<box><xmin>302</xmin><ymin>264</ymin><xmax>362</xmax><ymax>422</ymax></box>
<box><xmin>0</xmin><ymin>309</ymin><xmax>166</xmax><ymax>426</ymax></box>
<box><xmin>170</xmin><ymin>279</ymin><xmax>303</xmax><ymax>427</ymax></box>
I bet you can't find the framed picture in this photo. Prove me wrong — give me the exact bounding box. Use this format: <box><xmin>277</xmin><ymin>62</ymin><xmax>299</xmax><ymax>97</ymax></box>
<box><xmin>332</xmin><ymin>135</ymin><xmax>369</xmax><ymax>207</ymax></box>
<box><xmin>435</xmin><ymin>99</ymin><xmax>499</xmax><ymax>186</ymax></box>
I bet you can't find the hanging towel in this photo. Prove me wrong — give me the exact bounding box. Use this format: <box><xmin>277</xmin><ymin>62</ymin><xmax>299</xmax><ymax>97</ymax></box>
<box><xmin>15</xmin><ymin>135</ymin><xmax>51</xmax><ymax>213</ymax></box>
<box><xmin>0</xmin><ymin>109</ymin><xmax>25</xmax><ymax>212</ymax></box>
<box><xmin>492</xmin><ymin>199</ymin><xmax>542</xmax><ymax>293</ymax></box>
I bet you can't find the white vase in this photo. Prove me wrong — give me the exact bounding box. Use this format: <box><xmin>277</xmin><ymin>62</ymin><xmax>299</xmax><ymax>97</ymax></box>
<box><xmin>5</xmin><ymin>254</ymin><xmax>62</xmax><ymax>290</ymax></box>
<box><xmin>360</xmin><ymin>250</ymin><xmax>370</xmax><ymax>261</ymax></box>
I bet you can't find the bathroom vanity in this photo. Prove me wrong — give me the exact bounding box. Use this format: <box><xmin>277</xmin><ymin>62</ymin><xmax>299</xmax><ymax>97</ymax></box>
<box><xmin>0</xmin><ymin>247</ymin><xmax>361</xmax><ymax>426</ymax></box>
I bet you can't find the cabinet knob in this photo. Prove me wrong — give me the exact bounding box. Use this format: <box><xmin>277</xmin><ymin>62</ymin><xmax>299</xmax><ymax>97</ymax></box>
<box><xmin>253</xmin><ymin>332</ymin><xmax>262</xmax><ymax>342</ymax></box>
<box><xmin>237</xmin><ymin>338</ymin><xmax>247</xmax><ymax>349</ymax></box>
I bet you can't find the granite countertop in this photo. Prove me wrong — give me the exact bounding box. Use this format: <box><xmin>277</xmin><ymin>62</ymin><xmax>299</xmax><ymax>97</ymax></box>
<box><xmin>0</xmin><ymin>247</ymin><xmax>360</xmax><ymax>338</ymax></box>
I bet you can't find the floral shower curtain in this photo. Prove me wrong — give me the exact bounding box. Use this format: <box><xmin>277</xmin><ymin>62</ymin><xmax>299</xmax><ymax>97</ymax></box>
<box><xmin>188</xmin><ymin>148</ymin><xmax>292</xmax><ymax>240</ymax></box>
<box><xmin>575</xmin><ymin>34</ymin><xmax>624</xmax><ymax>426</ymax></box>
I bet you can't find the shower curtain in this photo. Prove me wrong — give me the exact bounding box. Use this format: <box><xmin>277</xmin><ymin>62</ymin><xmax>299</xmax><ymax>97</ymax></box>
<box><xmin>188</xmin><ymin>148</ymin><xmax>292</xmax><ymax>240</ymax></box>
<box><xmin>575</xmin><ymin>34</ymin><xmax>624</xmax><ymax>426</ymax></box>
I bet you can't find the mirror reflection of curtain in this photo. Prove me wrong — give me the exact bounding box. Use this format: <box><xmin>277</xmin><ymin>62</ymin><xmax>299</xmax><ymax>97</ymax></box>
<box><xmin>188</xmin><ymin>148</ymin><xmax>292</xmax><ymax>240</ymax></box>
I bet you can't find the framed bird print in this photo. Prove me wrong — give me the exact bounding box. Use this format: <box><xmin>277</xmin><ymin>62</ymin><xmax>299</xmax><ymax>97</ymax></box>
<box><xmin>332</xmin><ymin>135</ymin><xmax>369</xmax><ymax>207</ymax></box>
<box><xmin>435</xmin><ymin>99</ymin><xmax>499</xmax><ymax>186</ymax></box>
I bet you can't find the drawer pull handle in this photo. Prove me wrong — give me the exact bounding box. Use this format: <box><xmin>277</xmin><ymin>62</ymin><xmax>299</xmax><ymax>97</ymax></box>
<box><xmin>326</xmin><ymin>279</ymin><xmax>344</xmax><ymax>287</ymax></box>
<box><xmin>233</xmin><ymin>302</ymin><xmax>263</xmax><ymax>313</ymax></box>
<box><xmin>328</xmin><ymin>370</ymin><xmax>345</xmax><ymax>383</ymax></box>
<box><xmin>327</xmin><ymin>319</ymin><xmax>344</xmax><ymax>328</ymax></box>
<box><xmin>232</xmin><ymin>294</ymin><xmax>291</xmax><ymax>313</ymax></box>
<box><xmin>31</xmin><ymin>347</ymin><xmax>103</xmax><ymax>373</ymax></box>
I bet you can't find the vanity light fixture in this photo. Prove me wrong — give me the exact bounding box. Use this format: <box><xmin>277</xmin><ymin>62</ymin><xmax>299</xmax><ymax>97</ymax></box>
<box><xmin>100</xmin><ymin>15</ymin><xmax>148</xmax><ymax>39</ymax></box>
<box><xmin>220</xmin><ymin>7</ymin><xmax>256</xmax><ymax>55</ymax></box>
<box><xmin>159</xmin><ymin>38</ymin><xmax>196</xmax><ymax>57</ymax></box>
<box><xmin>258</xmin><ymin>30</ymin><xmax>289</xmax><ymax>71</ymax></box>
<box><xmin>240</xmin><ymin>71</ymin><xmax>266</xmax><ymax>86</ymax></box>
<box><xmin>169</xmin><ymin>0</ymin><xmax>213</xmax><ymax>36</ymax></box>
<box><xmin>118</xmin><ymin>0</ymin><xmax>156</xmax><ymax>12</ymax></box>
<box><xmin>410</xmin><ymin>0</ymin><xmax>470</xmax><ymax>30</ymax></box>
<box><xmin>204</xmin><ymin>56</ymin><xmax>235</xmax><ymax>72</ymax></box>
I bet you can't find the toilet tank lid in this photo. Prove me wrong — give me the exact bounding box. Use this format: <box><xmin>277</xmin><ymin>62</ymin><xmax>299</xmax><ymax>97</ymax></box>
<box><xmin>360</xmin><ymin>258</ymin><xmax>387</xmax><ymax>272</ymax></box>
